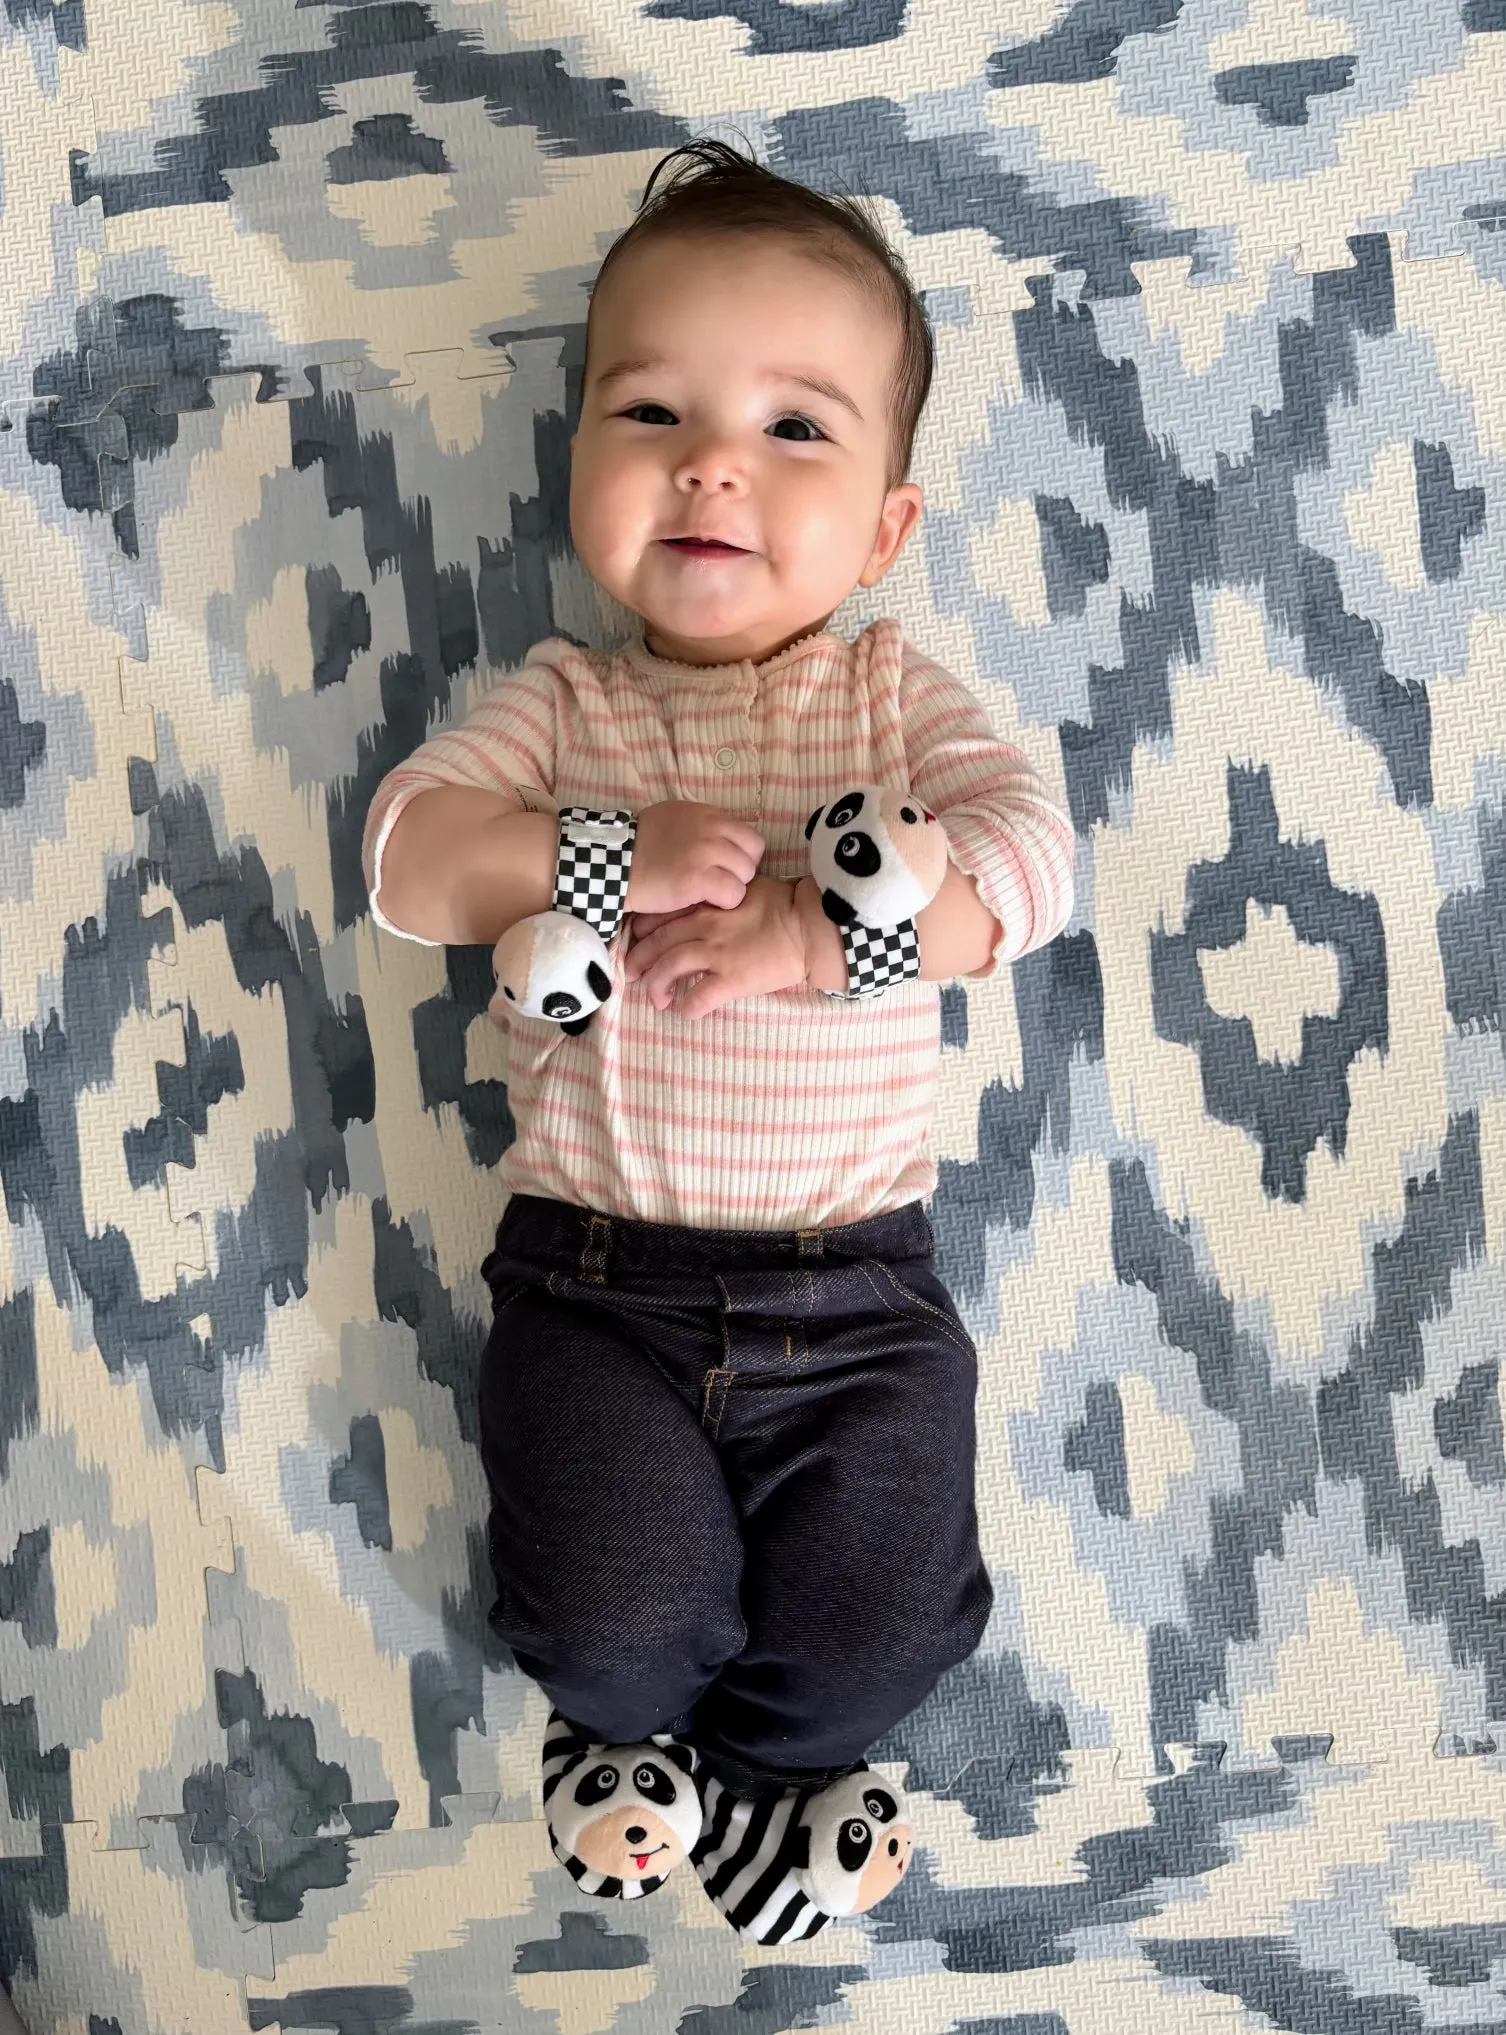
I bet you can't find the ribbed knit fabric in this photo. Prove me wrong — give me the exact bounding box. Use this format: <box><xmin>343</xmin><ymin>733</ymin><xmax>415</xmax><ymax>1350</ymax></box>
<box><xmin>361</xmin><ymin>618</ymin><xmax>1075</xmax><ymax>1231</ymax></box>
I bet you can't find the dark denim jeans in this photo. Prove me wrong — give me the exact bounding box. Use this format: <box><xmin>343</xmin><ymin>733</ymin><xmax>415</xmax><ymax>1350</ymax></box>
<box><xmin>478</xmin><ymin>1193</ymin><xmax>993</xmax><ymax>1799</ymax></box>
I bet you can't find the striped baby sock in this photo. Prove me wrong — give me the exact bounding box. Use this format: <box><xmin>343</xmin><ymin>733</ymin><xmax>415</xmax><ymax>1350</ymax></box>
<box><xmin>691</xmin><ymin>1766</ymin><xmax>913</xmax><ymax>1942</ymax></box>
<box><xmin>541</xmin><ymin>1709</ymin><xmax>704</xmax><ymax>1899</ymax></box>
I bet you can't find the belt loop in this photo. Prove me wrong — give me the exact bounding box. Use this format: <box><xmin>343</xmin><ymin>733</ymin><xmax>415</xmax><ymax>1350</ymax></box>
<box><xmin>796</xmin><ymin>1227</ymin><xmax>824</xmax><ymax>1261</ymax></box>
<box><xmin>579</xmin><ymin>1212</ymin><xmax>612</xmax><ymax>1284</ymax></box>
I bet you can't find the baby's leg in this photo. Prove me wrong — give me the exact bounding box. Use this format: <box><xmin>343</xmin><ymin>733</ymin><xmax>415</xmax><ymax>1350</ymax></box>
<box><xmin>692</xmin><ymin>1259</ymin><xmax>992</xmax><ymax>1792</ymax></box>
<box><xmin>479</xmin><ymin>1279</ymin><xmax>746</xmax><ymax>1744</ymax></box>
<box><xmin>686</xmin><ymin>1262</ymin><xmax>991</xmax><ymax>1940</ymax></box>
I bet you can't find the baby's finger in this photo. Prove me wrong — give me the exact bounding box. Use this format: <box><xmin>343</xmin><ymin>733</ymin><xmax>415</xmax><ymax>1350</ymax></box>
<box><xmin>632</xmin><ymin>954</ymin><xmax>671</xmax><ymax>1005</ymax></box>
<box><xmin>653</xmin><ymin>951</ymin><xmax>714</xmax><ymax>1011</ymax></box>
<box><xmin>626</xmin><ymin>929</ymin><xmax>670</xmax><ymax>977</ymax></box>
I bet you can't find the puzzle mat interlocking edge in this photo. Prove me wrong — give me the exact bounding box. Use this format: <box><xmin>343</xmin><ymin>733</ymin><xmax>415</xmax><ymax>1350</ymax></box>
<box><xmin>3</xmin><ymin>0</ymin><xmax>1506</xmax><ymax>2029</ymax></box>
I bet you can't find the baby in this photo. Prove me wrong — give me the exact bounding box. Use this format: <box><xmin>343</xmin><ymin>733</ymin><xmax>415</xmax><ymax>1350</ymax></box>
<box><xmin>362</xmin><ymin>139</ymin><xmax>1075</xmax><ymax>1941</ymax></box>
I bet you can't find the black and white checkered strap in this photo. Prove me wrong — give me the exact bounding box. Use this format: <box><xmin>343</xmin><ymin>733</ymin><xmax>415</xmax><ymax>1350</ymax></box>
<box><xmin>818</xmin><ymin>917</ymin><xmax>922</xmax><ymax>1000</ymax></box>
<box><xmin>553</xmin><ymin>807</ymin><xmax>637</xmax><ymax>944</ymax></box>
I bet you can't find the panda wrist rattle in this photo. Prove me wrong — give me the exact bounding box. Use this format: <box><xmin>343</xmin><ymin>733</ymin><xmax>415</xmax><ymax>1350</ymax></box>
<box><xmin>492</xmin><ymin>787</ymin><xmax>950</xmax><ymax>1031</ymax></box>
<box><xmin>804</xmin><ymin>785</ymin><xmax>950</xmax><ymax>999</ymax></box>
<box><xmin>488</xmin><ymin>807</ymin><xmax>636</xmax><ymax>1037</ymax></box>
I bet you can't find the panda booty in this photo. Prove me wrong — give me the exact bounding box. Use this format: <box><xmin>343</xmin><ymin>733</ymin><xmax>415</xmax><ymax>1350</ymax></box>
<box><xmin>541</xmin><ymin>1709</ymin><xmax>704</xmax><ymax>1899</ymax></box>
<box><xmin>691</xmin><ymin>1767</ymin><xmax>914</xmax><ymax>1943</ymax></box>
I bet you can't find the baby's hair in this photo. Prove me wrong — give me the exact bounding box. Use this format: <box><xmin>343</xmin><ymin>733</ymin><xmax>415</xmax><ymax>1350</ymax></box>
<box><xmin>586</xmin><ymin>137</ymin><xmax>933</xmax><ymax>494</ymax></box>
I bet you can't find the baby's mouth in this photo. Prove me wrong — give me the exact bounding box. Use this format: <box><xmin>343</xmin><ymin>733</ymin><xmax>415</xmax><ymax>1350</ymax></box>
<box><xmin>661</xmin><ymin>537</ymin><xmax>749</xmax><ymax>554</ymax></box>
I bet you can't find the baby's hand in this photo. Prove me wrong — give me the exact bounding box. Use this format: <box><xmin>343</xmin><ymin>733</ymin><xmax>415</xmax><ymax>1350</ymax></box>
<box><xmin>624</xmin><ymin>877</ymin><xmax>807</xmax><ymax>1019</ymax></box>
<box><xmin>627</xmin><ymin>905</ymin><xmax>701</xmax><ymax>940</ymax></box>
<box><xmin>625</xmin><ymin>801</ymin><xmax>765</xmax><ymax>917</ymax></box>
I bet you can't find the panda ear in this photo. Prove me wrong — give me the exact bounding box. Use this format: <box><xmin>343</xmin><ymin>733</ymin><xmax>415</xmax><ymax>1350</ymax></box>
<box><xmin>586</xmin><ymin>960</ymin><xmax>612</xmax><ymax>1001</ymax></box>
<box><xmin>804</xmin><ymin>807</ymin><xmax>821</xmax><ymax>841</ymax></box>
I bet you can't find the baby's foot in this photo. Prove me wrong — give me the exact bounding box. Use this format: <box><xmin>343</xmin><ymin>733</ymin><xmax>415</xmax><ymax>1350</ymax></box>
<box><xmin>542</xmin><ymin>1709</ymin><xmax>703</xmax><ymax>1899</ymax></box>
<box><xmin>692</xmin><ymin>1767</ymin><xmax>912</xmax><ymax>1941</ymax></box>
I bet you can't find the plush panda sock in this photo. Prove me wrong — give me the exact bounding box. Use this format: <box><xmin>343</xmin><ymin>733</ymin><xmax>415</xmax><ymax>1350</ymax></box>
<box><xmin>691</xmin><ymin>1765</ymin><xmax>913</xmax><ymax>1942</ymax></box>
<box><xmin>541</xmin><ymin>1709</ymin><xmax>704</xmax><ymax>1900</ymax></box>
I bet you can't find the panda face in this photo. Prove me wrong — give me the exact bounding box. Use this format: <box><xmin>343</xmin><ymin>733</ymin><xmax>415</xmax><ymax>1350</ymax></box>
<box><xmin>490</xmin><ymin>912</ymin><xmax>614</xmax><ymax>1028</ymax></box>
<box><xmin>804</xmin><ymin>788</ymin><xmax>944</xmax><ymax>932</ymax></box>
<box><xmin>798</xmin><ymin>1772</ymin><xmax>913</xmax><ymax>1917</ymax></box>
<box><xmin>549</xmin><ymin>1747</ymin><xmax>702</xmax><ymax>1882</ymax></box>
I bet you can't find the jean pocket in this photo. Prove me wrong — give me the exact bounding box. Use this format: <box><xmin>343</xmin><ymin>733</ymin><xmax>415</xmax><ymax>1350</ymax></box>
<box><xmin>864</xmin><ymin>1261</ymin><xmax>976</xmax><ymax>1359</ymax></box>
<box><xmin>487</xmin><ymin>1278</ymin><xmax>530</xmax><ymax>1319</ymax></box>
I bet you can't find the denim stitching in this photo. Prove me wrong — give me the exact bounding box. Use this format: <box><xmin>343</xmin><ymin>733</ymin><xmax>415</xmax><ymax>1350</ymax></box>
<box><xmin>544</xmin><ymin>1268</ymin><xmax>704</xmax><ymax>1406</ymax></box>
<box><xmin>714</xmin><ymin>1275</ymin><xmax>732</xmax><ymax>1365</ymax></box>
<box><xmin>858</xmin><ymin>1261</ymin><xmax>975</xmax><ymax>1357</ymax></box>
<box><xmin>701</xmin><ymin>1367</ymin><xmax>733</xmax><ymax>1436</ymax></box>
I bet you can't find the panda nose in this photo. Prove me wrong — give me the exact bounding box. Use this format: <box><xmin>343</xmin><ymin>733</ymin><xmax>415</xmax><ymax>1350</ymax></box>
<box><xmin>625</xmin><ymin>1825</ymin><xmax>647</xmax><ymax>1844</ymax></box>
<box><xmin>887</xmin><ymin>1837</ymin><xmax>900</xmax><ymax>1856</ymax></box>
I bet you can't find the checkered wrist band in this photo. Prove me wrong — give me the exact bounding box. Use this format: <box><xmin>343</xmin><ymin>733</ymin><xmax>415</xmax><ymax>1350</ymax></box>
<box><xmin>818</xmin><ymin>916</ymin><xmax>922</xmax><ymax>999</ymax></box>
<box><xmin>553</xmin><ymin>807</ymin><xmax>637</xmax><ymax>944</ymax></box>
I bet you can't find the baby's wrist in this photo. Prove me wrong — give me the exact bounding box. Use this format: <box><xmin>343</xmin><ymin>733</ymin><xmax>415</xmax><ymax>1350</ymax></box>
<box><xmin>791</xmin><ymin>876</ymin><xmax>847</xmax><ymax>994</ymax></box>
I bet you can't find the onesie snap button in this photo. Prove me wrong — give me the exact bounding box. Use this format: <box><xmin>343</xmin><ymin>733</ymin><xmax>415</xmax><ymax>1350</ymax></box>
<box><xmin>714</xmin><ymin>746</ymin><xmax>737</xmax><ymax>769</ymax></box>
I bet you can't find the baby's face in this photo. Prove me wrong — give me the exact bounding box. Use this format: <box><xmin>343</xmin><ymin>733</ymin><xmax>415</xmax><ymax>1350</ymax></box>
<box><xmin>570</xmin><ymin>234</ymin><xmax>923</xmax><ymax>666</ymax></box>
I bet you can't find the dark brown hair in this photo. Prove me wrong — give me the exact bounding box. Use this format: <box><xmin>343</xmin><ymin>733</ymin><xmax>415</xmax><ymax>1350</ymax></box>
<box><xmin>585</xmin><ymin>138</ymin><xmax>934</xmax><ymax>493</ymax></box>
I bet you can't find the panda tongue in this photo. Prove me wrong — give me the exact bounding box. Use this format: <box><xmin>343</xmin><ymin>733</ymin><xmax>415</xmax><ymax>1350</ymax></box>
<box><xmin>633</xmin><ymin>1852</ymin><xmax>651</xmax><ymax>1871</ymax></box>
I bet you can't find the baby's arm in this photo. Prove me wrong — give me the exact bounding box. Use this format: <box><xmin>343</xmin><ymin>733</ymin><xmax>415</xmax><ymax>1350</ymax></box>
<box><xmin>375</xmin><ymin>788</ymin><xmax>761</xmax><ymax>950</ymax></box>
<box><xmin>365</xmin><ymin>658</ymin><xmax>763</xmax><ymax>950</ymax></box>
<box><xmin>375</xmin><ymin>789</ymin><xmax>558</xmax><ymax>946</ymax></box>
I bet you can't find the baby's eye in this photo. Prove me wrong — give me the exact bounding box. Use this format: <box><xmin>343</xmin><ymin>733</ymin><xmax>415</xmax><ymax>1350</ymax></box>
<box><xmin>622</xmin><ymin>400</ymin><xmax>830</xmax><ymax>441</ymax></box>
<box><xmin>768</xmin><ymin>415</ymin><xmax>827</xmax><ymax>443</ymax></box>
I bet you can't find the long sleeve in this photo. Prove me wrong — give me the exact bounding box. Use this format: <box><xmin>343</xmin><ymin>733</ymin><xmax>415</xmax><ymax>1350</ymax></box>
<box><xmin>360</xmin><ymin>654</ymin><xmax>562</xmax><ymax>943</ymax></box>
<box><xmin>898</xmin><ymin>643</ymin><xmax>1076</xmax><ymax>979</ymax></box>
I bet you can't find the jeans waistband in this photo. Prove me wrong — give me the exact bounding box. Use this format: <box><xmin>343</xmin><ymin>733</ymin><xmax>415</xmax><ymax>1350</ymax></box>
<box><xmin>485</xmin><ymin>1193</ymin><xmax>934</xmax><ymax>1287</ymax></box>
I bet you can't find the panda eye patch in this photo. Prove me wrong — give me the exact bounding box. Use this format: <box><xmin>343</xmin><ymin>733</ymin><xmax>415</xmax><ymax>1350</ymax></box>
<box><xmin>865</xmin><ymin>1788</ymin><xmax>896</xmax><ymax>1822</ymax></box>
<box><xmin>634</xmin><ymin>1762</ymin><xmax>678</xmax><ymax>1804</ymax></box>
<box><xmin>575</xmin><ymin>1763</ymin><xmax>620</xmax><ymax>1804</ymax></box>
<box><xmin>837</xmin><ymin>1815</ymin><xmax>873</xmax><ymax>1871</ymax></box>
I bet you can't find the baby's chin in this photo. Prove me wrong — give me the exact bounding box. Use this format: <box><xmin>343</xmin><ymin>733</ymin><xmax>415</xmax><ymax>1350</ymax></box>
<box><xmin>591</xmin><ymin>547</ymin><xmax>851</xmax><ymax>656</ymax></box>
<box><xmin>620</xmin><ymin>561</ymin><xmax>776</xmax><ymax>631</ymax></box>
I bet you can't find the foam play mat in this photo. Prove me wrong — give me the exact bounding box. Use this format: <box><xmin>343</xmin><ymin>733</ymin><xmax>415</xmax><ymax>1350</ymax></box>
<box><xmin>3</xmin><ymin>1</ymin><xmax>1506</xmax><ymax>2030</ymax></box>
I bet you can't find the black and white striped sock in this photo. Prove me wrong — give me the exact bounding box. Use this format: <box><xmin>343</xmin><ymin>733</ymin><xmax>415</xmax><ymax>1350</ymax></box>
<box><xmin>691</xmin><ymin>1766</ymin><xmax>915</xmax><ymax>1943</ymax></box>
<box><xmin>691</xmin><ymin>1775</ymin><xmax>832</xmax><ymax>1942</ymax></box>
